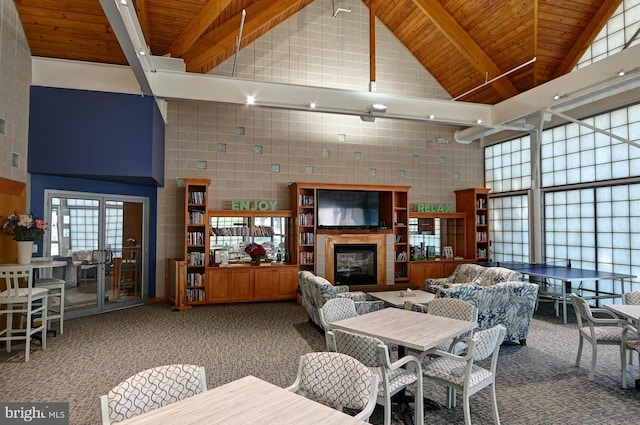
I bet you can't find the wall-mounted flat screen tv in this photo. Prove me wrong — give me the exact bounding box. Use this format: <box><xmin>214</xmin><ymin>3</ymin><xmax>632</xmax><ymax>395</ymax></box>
<box><xmin>316</xmin><ymin>190</ymin><xmax>380</xmax><ymax>228</ymax></box>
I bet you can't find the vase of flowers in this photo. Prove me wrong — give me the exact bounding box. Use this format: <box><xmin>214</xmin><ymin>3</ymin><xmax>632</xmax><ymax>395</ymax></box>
<box><xmin>244</xmin><ymin>242</ymin><xmax>267</xmax><ymax>265</ymax></box>
<box><xmin>1</xmin><ymin>210</ymin><xmax>47</xmax><ymax>264</ymax></box>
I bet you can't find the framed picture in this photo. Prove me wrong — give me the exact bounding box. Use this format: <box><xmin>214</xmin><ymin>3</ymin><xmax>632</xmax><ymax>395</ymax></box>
<box><xmin>443</xmin><ymin>246</ymin><xmax>454</xmax><ymax>259</ymax></box>
<box><xmin>213</xmin><ymin>249</ymin><xmax>229</xmax><ymax>266</ymax></box>
<box><xmin>427</xmin><ymin>246</ymin><xmax>436</xmax><ymax>259</ymax></box>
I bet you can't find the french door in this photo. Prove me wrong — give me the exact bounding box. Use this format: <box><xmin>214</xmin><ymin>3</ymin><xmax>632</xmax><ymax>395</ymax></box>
<box><xmin>43</xmin><ymin>190</ymin><xmax>148</xmax><ymax>318</ymax></box>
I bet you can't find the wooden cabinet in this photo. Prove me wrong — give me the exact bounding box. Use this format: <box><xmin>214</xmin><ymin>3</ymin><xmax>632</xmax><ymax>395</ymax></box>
<box><xmin>254</xmin><ymin>266</ymin><xmax>299</xmax><ymax>300</ymax></box>
<box><xmin>409</xmin><ymin>260</ymin><xmax>472</xmax><ymax>287</ymax></box>
<box><xmin>289</xmin><ymin>182</ymin><xmax>410</xmax><ymax>284</ymax></box>
<box><xmin>456</xmin><ymin>188</ymin><xmax>491</xmax><ymax>261</ymax></box>
<box><xmin>205</xmin><ymin>265</ymin><xmax>298</xmax><ymax>303</ymax></box>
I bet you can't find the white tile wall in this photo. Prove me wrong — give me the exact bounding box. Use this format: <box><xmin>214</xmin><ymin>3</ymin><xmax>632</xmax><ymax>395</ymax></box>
<box><xmin>156</xmin><ymin>1</ymin><xmax>484</xmax><ymax>296</ymax></box>
<box><xmin>0</xmin><ymin>0</ymin><xmax>31</xmax><ymax>184</ymax></box>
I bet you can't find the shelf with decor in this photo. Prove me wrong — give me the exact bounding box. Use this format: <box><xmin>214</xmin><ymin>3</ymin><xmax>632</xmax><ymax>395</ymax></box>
<box><xmin>456</xmin><ymin>188</ymin><xmax>491</xmax><ymax>261</ymax></box>
<box><xmin>407</xmin><ymin>211</ymin><xmax>471</xmax><ymax>288</ymax></box>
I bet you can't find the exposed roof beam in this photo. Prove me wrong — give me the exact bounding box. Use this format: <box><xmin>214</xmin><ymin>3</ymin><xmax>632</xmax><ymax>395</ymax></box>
<box><xmin>552</xmin><ymin>0</ymin><xmax>623</xmax><ymax>78</ymax></box>
<box><xmin>410</xmin><ymin>0</ymin><xmax>519</xmax><ymax>99</ymax></box>
<box><xmin>99</xmin><ymin>0</ymin><xmax>153</xmax><ymax>95</ymax></box>
<box><xmin>183</xmin><ymin>0</ymin><xmax>304</xmax><ymax>73</ymax></box>
<box><xmin>168</xmin><ymin>0</ymin><xmax>235</xmax><ymax>58</ymax></box>
<box><xmin>134</xmin><ymin>0</ymin><xmax>151</xmax><ymax>48</ymax></box>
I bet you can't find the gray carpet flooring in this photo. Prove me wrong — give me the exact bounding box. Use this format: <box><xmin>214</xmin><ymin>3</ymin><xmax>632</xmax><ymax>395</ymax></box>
<box><xmin>2</xmin><ymin>301</ymin><xmax>640</xmax><ymax>424</ymax></box>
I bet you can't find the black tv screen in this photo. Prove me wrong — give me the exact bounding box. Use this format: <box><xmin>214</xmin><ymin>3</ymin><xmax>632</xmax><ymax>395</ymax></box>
<box><xmin>317</xmin><ymin>190</ymin><xmax>379</xmax><ymax>228</ymax></box>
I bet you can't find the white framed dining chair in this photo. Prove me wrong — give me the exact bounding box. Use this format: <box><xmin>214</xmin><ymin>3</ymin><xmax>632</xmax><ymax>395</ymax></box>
<box><xmin>30</xmin><ymin>256</ymin><xmax>65</xmax><ymax>335</ymax></box>
<box><xmin>422</xmin><ymin>324</ymin><xmax>506</xmax><ymax>425</ymax></box>
<box><xmin>326</xmin><ymin>329</ymin><xmax>423</xmax><ymax>425</ymax></box>
<box><xmin>570</xmin><ymin>293</ymin><xmax>631</xmax><ymax>381</ymax></box>
<box><xmin>287</xmin><ymin>351</ymin><xmax>379</xmax><ymax>422</ymax></box>
<box><xmin>318</xmin><ymin>297</ymin><xmax>359</xmax><ymax>331</ymax></box>
<box><xmin>100</xmin><ymin>364</ymin><xmax>207</xmax><ymax>424</ymax></box>
<box><xmin>0</xmin><ymin>265</ymin><xmax>48</xmax><ymax>362</ymax></box>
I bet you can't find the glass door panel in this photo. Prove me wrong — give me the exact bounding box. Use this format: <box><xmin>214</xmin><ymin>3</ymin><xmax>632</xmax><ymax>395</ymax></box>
<box><xmin>44</xmin><ymin>191</ymin><xmax>146</xmax><ymax>318</ymax></box>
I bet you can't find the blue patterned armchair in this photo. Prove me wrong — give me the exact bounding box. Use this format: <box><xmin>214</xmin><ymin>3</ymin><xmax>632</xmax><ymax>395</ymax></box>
<box><xmin>437</xmin><ymin>281</ymin><xmax>539</xmax><ymax>345</ymax></box>
<box><xmin>298</xmin><ymin>271</ymin><xmax>384</xmax><ymax>327</ymax></box>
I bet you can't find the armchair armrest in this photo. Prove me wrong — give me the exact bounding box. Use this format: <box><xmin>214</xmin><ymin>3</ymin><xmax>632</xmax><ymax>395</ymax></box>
<box><xmin>354</xmin><ymin>300</ymin><xmax>384</xmax><ymax>315</ymax></box>
<box><xmin>590</xmin><ymin>308</ymin><xmax>627</xmax><ymax>325</ymax></box>
<box><xmin>338</xmin><ymin>291</ymin><xmax>367</xmax><ymax>302</ymax></box>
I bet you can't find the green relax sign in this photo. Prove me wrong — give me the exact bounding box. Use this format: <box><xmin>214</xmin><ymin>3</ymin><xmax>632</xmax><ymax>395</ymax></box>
<box><xmin>231</xmin><ymin>200</ymin><xmax>278</xmax><ymax>211</ymax></box>
<box><xmin>417</xmin><ymin>203</ymin><xmax>453</xmax><ymax>213</ymax></box>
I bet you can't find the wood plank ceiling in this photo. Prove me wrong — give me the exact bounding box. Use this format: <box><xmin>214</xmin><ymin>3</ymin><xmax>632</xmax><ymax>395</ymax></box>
<box><xmin>14</xmin><ymin>0</ymin><xmax>622</xmax><ymax>105</ymax></box>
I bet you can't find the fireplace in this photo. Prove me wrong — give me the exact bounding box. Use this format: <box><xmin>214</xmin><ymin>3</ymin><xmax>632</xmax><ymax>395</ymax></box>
<box><xmin>334</xmin><ymin>244</ymin><xmax>377</xmax><ymax>285</ymax></box>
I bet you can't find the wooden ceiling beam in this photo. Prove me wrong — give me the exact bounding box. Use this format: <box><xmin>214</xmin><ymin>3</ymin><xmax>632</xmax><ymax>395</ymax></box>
<box><xmin>168</xmin><ymin>0</ymin><xmax>235</xmax><ymax>58</ymax></box>
<box><xmin>410</xmin><ymin>0</ymin><xmax>519</xmax><ymax>99</ymax></box>
<box><xmin>183</xmin><ymin>0</ymin><xmax>304</xmax><ymax>73</ymax></box>
<box><xmin>134</xmin><ymin>0</ymin><xmax>151</xmax><ymax>49</ymax></box>
<box><xmin>551</xmin><ymin>0</ymin><xmax>623</xmax><ymax>78</ymax></box>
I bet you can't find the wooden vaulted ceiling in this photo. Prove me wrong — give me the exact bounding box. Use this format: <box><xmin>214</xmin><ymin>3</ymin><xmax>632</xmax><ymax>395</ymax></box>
<box><xmin>14</xmin><ymin>0</ymin><xmax>622</xmax><ymax>105</ymax></box>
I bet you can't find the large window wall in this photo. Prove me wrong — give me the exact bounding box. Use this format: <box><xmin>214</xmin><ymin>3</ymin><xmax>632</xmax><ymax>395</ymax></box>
<box><xmin>485</xmin><ymin>136</ymin><xmax>532</xmax><ymax>263</ymax></box>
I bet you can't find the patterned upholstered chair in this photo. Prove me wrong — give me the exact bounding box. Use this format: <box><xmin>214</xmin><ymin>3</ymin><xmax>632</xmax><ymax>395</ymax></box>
<box><xmin>319</xmin><ymin>297</ymin><xmax>358</xmax><ymax>331</ymax></box>
<box><xmin>570</xmin><ymin>293</ymin><xmax>632</xmax><ymax>382</ymax></box>
<box><xmin>623</xmin><ymin>291</ymin><xmax>640</xmax><ymax>305</ymax></box>
<box><xmin>437</xmin><ymin>281</ymin><xmax>538</xmax><ymax>345</ymax></box>
<box><xmin>426</xmin><ymin>264</ymin><xmax>523</xmax><ymax>293</ymax></box>
<box><xmin>298</xmin><ymin>271</ymin><xmax>383</xmax><ymax>327</ymax></box>
<box><xmin>326</xmin><ymin>329</ymin><xmax>424</xmax><ymax>425</ymax></box>
<box><xmin>100</xmin><ymin>364</ymin><xmax>207</xmax><ymax>424</ymax></box>
<box><xmin>622</xmin><ymin>323</ymin><xmax>640</xmax><ymax>388</ymax></box>
<box><xmin>422</xmin><ymin>325</ymin><xmax>506</xmax><ymax>425</ymax></box>
<box><xmin>286</xmin><ymin>351</ymin><xmax>379</xmax><ymax>421</ymax></box>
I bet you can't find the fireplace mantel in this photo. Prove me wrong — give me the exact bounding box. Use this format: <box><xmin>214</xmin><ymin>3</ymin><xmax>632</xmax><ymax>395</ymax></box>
<box><xmin>317</xmin><ymin>234</ymin><xmax>394</xmax><ymax>285</ymax></box>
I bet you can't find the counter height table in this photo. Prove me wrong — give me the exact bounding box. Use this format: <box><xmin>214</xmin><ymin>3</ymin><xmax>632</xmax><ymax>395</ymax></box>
<box><xmin>116</xmin><ymin>375</ymin><xmax>367</xmax><ymax>425</ymax></box>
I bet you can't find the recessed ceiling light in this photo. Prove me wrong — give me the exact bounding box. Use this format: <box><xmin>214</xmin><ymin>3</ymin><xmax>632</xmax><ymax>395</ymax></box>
<box><xmin>138</xmin><ymin>49</ymin><xmax>146</xmax><ymax>56</ymax></box>
<box><xmin>476</xmin><ymin>118</ymin><xmax>483</xmax><ymax>124</ymax></box>
<box><xmin>246</xmin><ymin>96</ymin><xmax>255</xmax><ymax>105</ymax></box>
<box><xmin>309</xmin><ymin>102</ymin><xmax>316</xmax><ymax>109</ymax></box>
<box><xmin>119</xmin><ymin>0</ymin><xmax>128</xmax><ymax>5</ymax></box>
<box><xmin>553</xmin><ymin>94</ymin><xmax>560</xmax><ymax>100</ymax></box>
<box><xmin>618</xmin><ymin>70</ymin><xmax>625</xmax><ymax>77</ymax></box>
<box><xmin>428</xmin><ymin>114</ymin><xmax>435</xmax><ymax>120</ymax></box>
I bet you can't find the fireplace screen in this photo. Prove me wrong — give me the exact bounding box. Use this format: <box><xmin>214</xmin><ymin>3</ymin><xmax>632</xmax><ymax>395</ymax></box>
<box><xmin>334</xmin><ymin>244</ymin><xmax>377</xmax><ymax>285</ymax></box>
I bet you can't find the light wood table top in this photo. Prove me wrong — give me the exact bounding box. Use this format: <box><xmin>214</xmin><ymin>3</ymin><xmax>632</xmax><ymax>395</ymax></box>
<box><xmin>367</xmin><ymin>289</ymin><xmax>435</xmax><ymax>308</ymax></box>
<box><xmin>331</xmin><ymin>307</ymin><xmax>477</xmax><ymax>352</ymax></box>
<box><xmin>117</xmin><ymin>375</ymin><xmax>367</xmax><ymax>425</ymax></box>
<box><xmin>604</xmin><ymin>304</ymin><xmax>640</xmax><ymax>322</ymax></box>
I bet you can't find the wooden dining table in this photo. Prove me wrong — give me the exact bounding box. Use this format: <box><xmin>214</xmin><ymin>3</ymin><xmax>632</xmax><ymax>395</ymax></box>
<box><xmin>330</xmin><ymin>306</ymin><xmax>477</xmax><ymax>353</ymax></box>
<box><xmin>603</xmin><ymin>303</ymin><xmax>640</xmax><ymax>323</ymax></box>
<box><xmin>116</xmin><ymin>375</ymin><xmax>367</xmax><ymax>424</ymax></box>
<box><xmin>330</xmin><ymin>307</ymin><xmax>478</xmax><ymax>425</ymax></box>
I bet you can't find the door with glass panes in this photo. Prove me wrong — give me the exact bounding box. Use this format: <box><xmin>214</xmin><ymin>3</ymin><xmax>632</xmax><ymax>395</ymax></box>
<box><xmin>44</xmin><ymin>190</ymin><xmax>147</xmax><ymax>317</ymax></box>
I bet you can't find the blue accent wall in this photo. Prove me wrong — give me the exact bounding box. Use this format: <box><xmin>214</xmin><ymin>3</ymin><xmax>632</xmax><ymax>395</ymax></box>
<box><xmin>29</xmin><ymin>174</ymin><xmax>158</xmax><ymax>298</ymax></box>
<box><xmin>28</xmin><ymin>86</ymin><xmax>164</xmax><ymax>186</ymax></box>
<box><xmin>26</xmin><ymin>86</ymin><xmax>166</xmax><ymax>299</ymax></box>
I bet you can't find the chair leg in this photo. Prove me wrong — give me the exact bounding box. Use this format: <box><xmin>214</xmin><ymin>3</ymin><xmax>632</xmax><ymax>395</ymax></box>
<box><xmin>490</xmin><ymin>383</ymin><xmax>501</xmax><ymax>425</ymax></box>
<box><xmin>589</xmin><ymin>342</ymin><xmax>597</xmax><ymax>381</ymax></box>
<box><xmin>383</xmin><ymin>394</ymin><xmax>391</xmax><ymax>425</ymax></box>
<box><xmin>25</xmin><ymin>303</ymin><xmax>32</xmax><ymax>362</ymax></box>
<box><xmin>621</xmin><ymin>345</ymin><xmax>628</xmax><ymax>389</ymax></box>
<box><xmin>7</xmin><ymin>305</ymin><xmax>13</xmax><ymax>353</ymax></box>
<box><xmin>463</xmin><ymin>393</ymin><xmax>472</xmax><ymax>425</ymax></box>
<box><xmin>575</xmin><ymin>335</ymin><xmax>583</xmax><ymax>367</ymax></box>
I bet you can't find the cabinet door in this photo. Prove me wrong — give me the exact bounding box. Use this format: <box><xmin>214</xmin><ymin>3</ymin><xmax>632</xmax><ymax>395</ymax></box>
<box><xmin>425</xmin><ymin>262</ymin><xmax>446</xmax><ymax>278</ymax></box>
<box><xmin>231</xmin><ymin>268</ymin><xmax>254</xmax><ymax>301</ymax></box>
<box><xmin>275</xmin><ymin>268</ymin><xmax>298</xmax><ymax>299</ymax></box>
<box><xmin>207</xmin><ymin>269</ymin><xmax>230</xmax><ymax>302</ymax></box>
<box><xmin>254</xmin><ymin>268</ymin><xmax>276</xmax><ymax>300</ymax></box>
<box><xmin>409</xmin><ymin>263</ymin><xmax>427</xmax><ymax>288</ymax></box>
